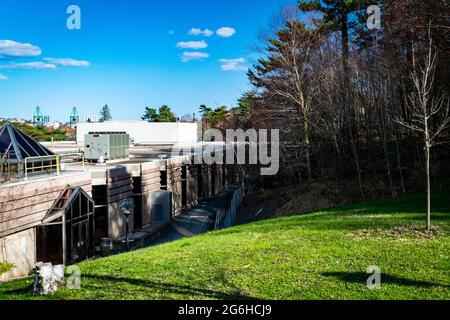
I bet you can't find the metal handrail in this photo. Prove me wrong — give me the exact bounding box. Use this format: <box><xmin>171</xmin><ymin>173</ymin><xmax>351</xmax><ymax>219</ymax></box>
<box><xmin>24</xmin><ymin>155</ymin><xmax>59</xmax><ymax>180</ymax></box>
<box><xmin>24</xmin><ymin>152</ymin><xmax>86</xmax><ymax>179</ymax></box>
<box><xmin>60</xmin><ymin>153</ymin><xmax>85</xmax><ymax>170</ymax></box>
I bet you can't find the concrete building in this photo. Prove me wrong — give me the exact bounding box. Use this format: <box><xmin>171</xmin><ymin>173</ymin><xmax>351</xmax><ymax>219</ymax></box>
<box><xmin>0</xmin><ymin>125</ymin><xmax>238</xmax><ymax>280</ymax></box>
<box><xmin>0</xmin><ymin>151</ymin><xmax>236</xmax><ymax>280</ymax></box>
<box><xmin>76</xmin><ymin>121</ymin><xmax>198</xmax><ymax>146</ymax></box>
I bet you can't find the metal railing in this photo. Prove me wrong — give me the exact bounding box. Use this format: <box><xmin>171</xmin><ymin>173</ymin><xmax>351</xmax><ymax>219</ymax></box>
<box><xmin>59</xmin><ymin>153</ymin><xmax>86</xmax><ymax>169</ymax></box>
<box><xmin>24</xmin><ymin>153</ymin><xmax>85</xmax><ymax>180</ymax></box>
<box><xmin>214</xmin><ymin>209</ymin><xmax>222</xmax><ymax>231</ymax></box>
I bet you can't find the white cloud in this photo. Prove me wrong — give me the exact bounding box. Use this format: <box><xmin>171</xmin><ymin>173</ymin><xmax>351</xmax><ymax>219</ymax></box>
<box><xmin>0</xmin><ymin>61</ymin><xmax>56</xmax><ymax>70</ymax></box>
<box><xmin>188</xmin><ymin>28</ymin><xmax>214</xmax><ymax>37</ymax></box>
<box><xmin>219</xmin><ymin>58</ymin><xmax>247</xmax><ymax>71</ymax></box>
<box><xmin>176</xmin><ymin>40</ymin><xmax>208</xmax><ymax>49</ymax></box>
<box><xmin>216</xmin><ymin>27</ymin><xmax>236</xmax><ymax>38</ymax></box>
<box><xmin>44</xmin><ymin>58</ymin><xmax>90</xmax><ymax>67</ymax></box>
<box><xmin>181</xmin><ymin>52</ymin><xmax>209</xmax><ymax>62</ymax></box>
<box><xmin>0</xmin><ymin>73</ymin><xmax>7</xmax><ymax>80</ymax></box>
<box><xmin>0</xmin><ymin>40</ymin><xmax>41</xmax><ymax>58</ymax></box>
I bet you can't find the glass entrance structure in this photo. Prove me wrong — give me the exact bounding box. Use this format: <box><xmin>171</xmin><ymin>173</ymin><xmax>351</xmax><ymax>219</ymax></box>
<box><xmin>0</xmin><ymin>122</ymin><xmax>55</xmax><ymax>180</ymax></box>
<box><xmin>36</xmin><ymin>187</ymin><xmax>95</xmax><ymax>265</ymax></box>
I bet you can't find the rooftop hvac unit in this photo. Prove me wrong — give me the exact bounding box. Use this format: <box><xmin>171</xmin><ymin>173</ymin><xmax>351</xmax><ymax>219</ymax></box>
<box><xmin>84</xmin><ymin>132</ymin><xmax>130</xmax><ymax>161</ymax></box>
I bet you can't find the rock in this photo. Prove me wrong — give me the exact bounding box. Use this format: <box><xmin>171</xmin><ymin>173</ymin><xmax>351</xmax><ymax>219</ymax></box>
<box><xmin>33</xmin><ymin>262</ymin><xmax>65</xmax><ymax>296</ymax></box>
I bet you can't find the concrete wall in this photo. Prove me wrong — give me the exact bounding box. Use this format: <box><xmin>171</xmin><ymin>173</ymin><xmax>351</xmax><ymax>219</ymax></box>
<box><xmin>0</xmin><ymin>172</ymin><xmax>92</xmax><ymax>279</ymax></box>
<box><xmin>186</xmin><ymin>159</ymin><xmax>199</xmax><ymax>209</ymax></box>
<box><xmin>76</xmin><ymin>121</ymin><xmax>198</xmax><ymax>145</ymax></box>
<box><xmin>0</xmin><ymin>228</ymin><xmax>35</xmax><ymax>279</ymax></box>
<box><xmin>106</xmin><ymin>167</ymin><xmax>134</xmax><ymax>239</ymax></box>
<box><xmin>140</xmin><ymin>162</ymin><xmax>162</xmax><ymax>226</ymax></box>
<box><xmin>166</xmin><ymin>159</ymin><xmax>183</xmax><ymax>216</ymax></box>
<box><xmin>0</xmin><ymin>172</ymin><xmax>92</xmax><ymax>238</ymax></box>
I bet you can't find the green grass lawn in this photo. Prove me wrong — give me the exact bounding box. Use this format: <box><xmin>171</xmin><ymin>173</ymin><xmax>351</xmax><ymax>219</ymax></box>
<box><xmin>1</xmin><ymin>188</ymin><xmax>449</xmax><ymax>300</ymax></box>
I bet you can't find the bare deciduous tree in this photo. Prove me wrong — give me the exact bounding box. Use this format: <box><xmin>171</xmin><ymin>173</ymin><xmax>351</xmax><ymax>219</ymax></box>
<box><xmin>395</xmin><ymin>28</ymin><xmax>450</xmax><ymax>232</ymax></box>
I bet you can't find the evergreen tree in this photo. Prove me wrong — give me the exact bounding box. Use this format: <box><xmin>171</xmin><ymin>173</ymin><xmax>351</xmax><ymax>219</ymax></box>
<box><xmin>99</xmin><ymin>104</ymin><xmax>112</xmax><ymax>122</ymax></box>
<box><xmin>199</xmin><ymin>105</ymin><xmax>229</xmax><ymax>129</ymax></box>
<box><xmin>298</xmin><ymin>0</ymin><xmax>375</xmax><ymax>71</ymax></box>
<box><xmin>157</xmin><ymin>105</ymin><xmax>177</xmax><ymax>122</ymax></box>
<box><xmin>232</xmin><ymin>91</ymin><xmax>257</xmax><ymax>129</ymax></box>
<box><xmin>100</xmin><ymin>104</ymin><xmax>112</xmax><ymax>122</ymax></box>
<box><xmin>141</xmin><ymin>107</ymin><xmax>158</xmax><ymax>122</ymax></box>
<box><xmin>142</xmin><ymin>105</ymin><xmax>177</xmax><ymax>122</ymax></box>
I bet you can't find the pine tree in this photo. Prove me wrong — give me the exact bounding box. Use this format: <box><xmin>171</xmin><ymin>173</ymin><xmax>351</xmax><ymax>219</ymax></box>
<box><xmin>99</xmin><ymin>104</ymin><xmax>112</xmax><ymax>122</ymax></box>
<box><xmin>141</xmin><ymin>107</ymin><xmax>158</xmax><ymax>122</ymax></box>
<box><xmin>142</xmin><ymin>105</ymin><xmax>176</xmax><ymax>122</ymax></box>
<box><xmin>298</xmin><ymin>0</ymin><xmax>375</xmax><ymax>71</ymax></box>
<box><xmin>157</xmin><ymin>105</ymin><xmax>177</xmax><ymax>122</ymax></box>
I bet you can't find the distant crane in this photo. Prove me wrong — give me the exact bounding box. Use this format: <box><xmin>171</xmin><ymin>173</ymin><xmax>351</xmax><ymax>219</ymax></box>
<box><xmin>33</xmin><ymin>106</ymin><xmax>49</xmax><ymax>126</ymax></box>
<box><xmin>69</xmin><ymin>107</ymin><xmax>80</xmax><ymax>127</ymax></box>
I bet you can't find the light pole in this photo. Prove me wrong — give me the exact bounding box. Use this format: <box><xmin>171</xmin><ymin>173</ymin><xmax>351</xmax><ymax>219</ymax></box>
<box><xmin>120</xmin><ymin>201</ymin><xmax>134</xmax><ymax>251</ymax></box>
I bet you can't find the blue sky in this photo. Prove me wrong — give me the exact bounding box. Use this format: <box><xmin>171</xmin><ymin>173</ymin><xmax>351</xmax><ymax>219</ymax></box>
<box><xmin>0</xmin><ymin>0</ymin><xmax>293</xmax><ymax>122</ymax></box>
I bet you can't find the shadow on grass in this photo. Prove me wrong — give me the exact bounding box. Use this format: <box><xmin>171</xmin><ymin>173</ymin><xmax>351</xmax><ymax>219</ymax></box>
<box><xmin>1</xmin><ymin>284</ymin><xmax>33</xmax><ymax>296</ymax></box>
<box><xmin>0</xmin><ymin>278</ymin><xmax>35</xmax><ymax>299</ymax></box>
<box><xmin>1</xmin><ymin>274</ymin><xmax>255</xmax><ymax>300</ymax></box>
<box><xmin>80</xmin><ymin>274</ymin><xmax>255</xmax><ymax>300</ymax></box>
<box><xmin>322</xmin><ymin>272</ymin><xmax>450</xmax><ymax>288</ymax></box>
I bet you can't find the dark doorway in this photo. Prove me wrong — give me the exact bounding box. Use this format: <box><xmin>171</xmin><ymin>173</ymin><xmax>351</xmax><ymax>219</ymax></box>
<box><xmin>160</xmin><ymin>170</ymin><xmax>167</xmax><ymax>190</ymax></box>
<box><xmin>197</xmin><ymin>165</ymin><xmax>203</xmax><ymax>199</ymax></box>
<box><xmin>36</xmin><ymin>224</ymin><xmax>63</xmax><ymax>265</ymax></box>
<box><xmin>92</xmin><ymin>185</ymin><xmax>108</xmax><ymax>245</ymax></box>
<box><xmin>211</xmin><ymin>164</ymin><xmax>216</xmax><ymax>196</ymax></box>
<box><xmin>132</xmin><ymin>177</ymin><xmax>143</xmax><ymax>229</ymax></box>
<box><xmin>72</xmin><ymin>221</ymin><xmax>88</xmax><ymax>262</ymax></box>
<box><xmin>181</xmin><ymin>165</ymin><xmax>187</xmax><ymax>208</ymax></box>
<box><xmin>222</xmin><ymin>164</ymin><xmax>226</xmax><ymax>188</ymax></box>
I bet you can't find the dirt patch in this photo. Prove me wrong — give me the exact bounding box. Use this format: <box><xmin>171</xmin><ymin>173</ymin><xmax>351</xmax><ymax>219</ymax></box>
<box><xmin>237</xmin><ymin>181</ymin><xmax>349</xmax><ymax>223</ymax></box>
<box><xmin>351</xmin><ymin>226</ymin><xmax>448</xmax><ymax>240</ymax></box>
<box><xmin>274</xmin><ymin>183</ymin><xmax>338</xmax><ymax>217</ymax></box>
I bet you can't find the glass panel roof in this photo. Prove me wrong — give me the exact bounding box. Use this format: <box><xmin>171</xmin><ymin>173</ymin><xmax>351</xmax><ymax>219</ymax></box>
<box><xmin>43</xmin><ymin>187</ymin><xmax>95</xmax><ymax>224</ymax></box>
<box><xmin>0</xmin><ymin>123</ymin><xmax>54</xmax><ymax>162</ymax></box>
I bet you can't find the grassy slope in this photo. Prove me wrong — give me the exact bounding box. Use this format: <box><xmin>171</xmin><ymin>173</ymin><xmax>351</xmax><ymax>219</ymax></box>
<box><xmin>1</xmin><ymin>188</ymin><xmax>449</xmax><ymax>300</ymax></box>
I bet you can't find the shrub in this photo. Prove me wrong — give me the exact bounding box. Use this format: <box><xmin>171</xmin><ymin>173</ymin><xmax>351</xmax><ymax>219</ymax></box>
<box><xmin>0</xmin><ymin>262</ymin><xmax>14</xmax><ymax>276</ymax></box>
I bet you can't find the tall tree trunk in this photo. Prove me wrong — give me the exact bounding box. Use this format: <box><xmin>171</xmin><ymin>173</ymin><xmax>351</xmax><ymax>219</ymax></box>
<box><xmin>424</xmin><ymin>100</ymin><xmax>431</xmax><ymax>232</ymax></box>
<box><xmin>426</xmin><ymin>144</ymin><xmax>431</xmax><ymax>232</ymax></box>
<box><xmin>395</xmin><ymin>127</ymin><xmax>407</xmax><ymax>194</ymax></box>
<box><xmin>341</xmin><ymin>10</ymin><xmax>349</xmax><ymax>76</ymax></box>
<box><xmin>346</xmin><ymin>109</ymin><xmax>364</xmax><ymax>199</ymax></box>
<box><xmin>333</xmin><ymin>133</ymin><xmax>340</xmax><ymax>159</ymax></box>
<box><xmin>343</xmin><ymin>82</ymin><xmax>364</xmax><ymax>199</ymax></box>
<box><xmin>304</xmin><ymin>118</ymin><xmax>311</xmax><ymax>179</ymax></box>
<box><xmin>379</xmin><ymin>103</ymin><xmax>396</xmax><ymax>198</ymax></box>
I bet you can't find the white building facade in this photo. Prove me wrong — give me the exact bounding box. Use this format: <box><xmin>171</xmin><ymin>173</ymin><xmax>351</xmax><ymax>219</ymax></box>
<box><xmin>76</xmin><ymin>121</ymin><xmax>198</xmax><ymax>145</ymax></box>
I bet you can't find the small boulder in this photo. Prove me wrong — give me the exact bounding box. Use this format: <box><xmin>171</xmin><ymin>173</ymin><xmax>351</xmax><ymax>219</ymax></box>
<box><xmin>33</xmin><ymin>262</ymin><xmax>65</xmax><ymax>296</ymax></box>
